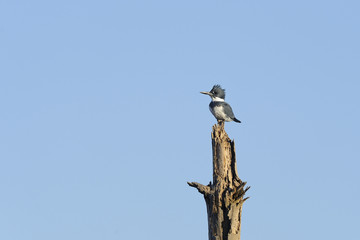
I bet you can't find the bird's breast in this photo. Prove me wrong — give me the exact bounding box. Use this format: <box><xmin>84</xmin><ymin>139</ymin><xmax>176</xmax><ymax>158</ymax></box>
<box><xmin>209</xmin><ymin>105</ymin><xmax>232</xmax><ymax>121</ymax></box>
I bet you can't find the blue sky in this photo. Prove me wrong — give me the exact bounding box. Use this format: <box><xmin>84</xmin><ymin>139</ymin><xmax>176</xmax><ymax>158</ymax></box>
<box><xmin>1</xmin><ymin>1</ymin><xmax>359</xmax><ymax>239</ymax></box>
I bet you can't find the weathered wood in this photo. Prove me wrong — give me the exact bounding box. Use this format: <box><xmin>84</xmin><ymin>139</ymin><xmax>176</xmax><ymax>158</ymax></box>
<box><xmin>188</xmin><ymin>123</ymin><xmax>249</xmax><ymax>240</ymax></box>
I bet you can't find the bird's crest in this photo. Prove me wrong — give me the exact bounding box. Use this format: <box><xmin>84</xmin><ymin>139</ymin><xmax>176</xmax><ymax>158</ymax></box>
<box><xmin>210</xmin><ymin>85</ymin><xmax>226</xmax><ymax>99</ymax></box>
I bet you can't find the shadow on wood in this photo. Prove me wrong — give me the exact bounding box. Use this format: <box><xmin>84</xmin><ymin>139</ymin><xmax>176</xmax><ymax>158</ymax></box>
<box><xmin>188</xmin><ymin>123</ymin><xmax>250</xmax><ymax>240</ymax></box>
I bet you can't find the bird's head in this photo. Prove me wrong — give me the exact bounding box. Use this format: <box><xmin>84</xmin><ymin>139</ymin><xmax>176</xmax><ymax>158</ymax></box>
<box><xmin>200</xmin><ymin>85</ymin><xmax>226</xmax><ymax>101</ymax></box>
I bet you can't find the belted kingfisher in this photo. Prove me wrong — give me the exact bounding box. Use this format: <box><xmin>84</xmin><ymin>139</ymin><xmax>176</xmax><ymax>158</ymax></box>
<box><xmin>201</xmin><ymin>85</ymin><xmax>241</xmax><ymax>124</ymax></box>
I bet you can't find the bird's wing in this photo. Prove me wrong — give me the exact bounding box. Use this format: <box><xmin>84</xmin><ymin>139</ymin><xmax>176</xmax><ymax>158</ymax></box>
<box><xmin>222</xmin><ymin>102</ymin><xmax>235</xmax><ymax>118</ymax></box>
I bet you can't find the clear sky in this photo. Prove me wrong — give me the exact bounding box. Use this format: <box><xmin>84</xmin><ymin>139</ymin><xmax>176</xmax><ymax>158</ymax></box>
<box><xmin>1</xmin><ymin>1</ymin><xmax>359</xmax><ymax>240</ymax></box>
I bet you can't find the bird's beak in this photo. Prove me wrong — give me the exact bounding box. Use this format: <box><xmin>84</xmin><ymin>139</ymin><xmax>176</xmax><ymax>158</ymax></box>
<box><xmin>200</xmin><ymin>91</ymin><xmax>212</xmax><ymax>96</ymax></box>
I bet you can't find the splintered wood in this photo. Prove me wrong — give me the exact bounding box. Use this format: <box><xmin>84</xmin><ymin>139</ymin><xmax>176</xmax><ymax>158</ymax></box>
<box><xmin>188</xmin><ymin>124</ymin><xmax>249</xmax><ymax>240</ymax></box>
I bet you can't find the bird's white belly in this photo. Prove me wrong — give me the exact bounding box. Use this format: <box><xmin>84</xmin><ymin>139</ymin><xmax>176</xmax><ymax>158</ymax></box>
<box><xmin>210</xmin><ymin>105</ymin><xmax>232</xmax><ymax>121</ymax></box>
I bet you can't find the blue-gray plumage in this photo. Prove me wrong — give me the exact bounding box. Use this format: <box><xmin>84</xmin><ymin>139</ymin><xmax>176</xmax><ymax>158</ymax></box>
<box><xmin>201</xmin><ymin>85</ymin><xmax>241</xmax><ymax>123</ymax></box>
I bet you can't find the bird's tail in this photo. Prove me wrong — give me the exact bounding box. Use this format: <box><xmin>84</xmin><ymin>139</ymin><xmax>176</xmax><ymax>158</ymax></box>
<box><xmin>233</xmin><ymin>117</ymin><xmax>241</xmax><ymax>123</ymax></box>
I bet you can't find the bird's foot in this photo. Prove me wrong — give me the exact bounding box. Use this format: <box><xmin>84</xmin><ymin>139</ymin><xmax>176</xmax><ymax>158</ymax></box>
<box><xmin>217</xmin><ymin>120</ymin><xmax>225</xmax><ymax>128</ymax></box>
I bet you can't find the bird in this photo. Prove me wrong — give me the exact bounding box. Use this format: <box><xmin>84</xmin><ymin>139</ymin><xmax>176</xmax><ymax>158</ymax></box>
<box><xmin>201</xmin><ymin>85</ymin><xmax>241</xmax><ymax>124</ymax></box>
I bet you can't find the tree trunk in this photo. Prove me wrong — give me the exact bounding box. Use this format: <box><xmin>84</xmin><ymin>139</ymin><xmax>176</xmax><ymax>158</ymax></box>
<box><xmin>188</xmin><ymin>123</ymin><xmax>250</xmax><ymax>240</ymax></box>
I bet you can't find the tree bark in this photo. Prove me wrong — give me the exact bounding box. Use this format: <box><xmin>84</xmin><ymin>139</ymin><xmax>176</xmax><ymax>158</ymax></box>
<box><xmin>188</xmin><ymin>123</ymin><xmax>250</xmax><ymax>240</ymax></box>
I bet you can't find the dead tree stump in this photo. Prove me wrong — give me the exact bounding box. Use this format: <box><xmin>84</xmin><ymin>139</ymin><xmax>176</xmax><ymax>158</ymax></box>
<box><xmin>188</xmin><ymin>124</ymin><xmax>250</xmax><ymax>240</ymax></box>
